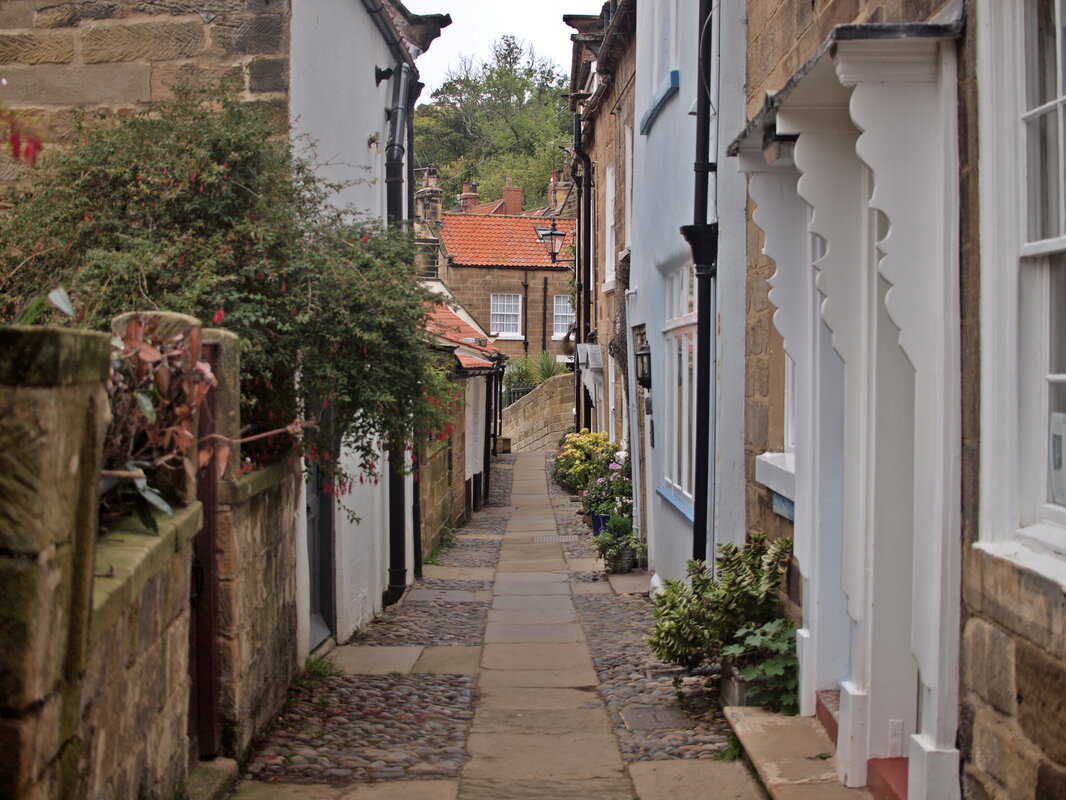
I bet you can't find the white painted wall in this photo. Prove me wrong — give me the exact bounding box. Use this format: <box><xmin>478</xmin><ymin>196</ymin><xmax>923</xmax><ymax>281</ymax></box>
<box><xmin>290</xmin><ymin>0</ymin><xmax>413</xmax><ymax>646</ymax></box>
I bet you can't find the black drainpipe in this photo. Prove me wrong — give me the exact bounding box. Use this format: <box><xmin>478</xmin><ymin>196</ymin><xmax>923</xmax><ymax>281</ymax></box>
<box><xmin>574</xmin><ymin>112</ymin><xmax>594</xmax><ymax>431</ymax></box>
<box><xmin>383</xmin><ymin>61</ymin><xmax>414</xmax><ymax>607</ymax></box>
<box><xmin>483</xmin><ymin>366</ymin><xmax>494</xmax><ymax>502</ymax></box>
<box><xmin>681</xmin><ymin>0</ymin><xmax>718</xmax><ymax>564</ymax></box>
<box><xmin>571</xmin><ymin>164</ymin><xmax>584</xmax><ymax>432</ymax></box>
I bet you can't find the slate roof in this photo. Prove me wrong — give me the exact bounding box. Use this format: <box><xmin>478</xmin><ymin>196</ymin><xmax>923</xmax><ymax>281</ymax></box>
<box><xmin>438</xmin><ymin>213</ymin><xmax>576</xmax><ymax>268</ymax></box>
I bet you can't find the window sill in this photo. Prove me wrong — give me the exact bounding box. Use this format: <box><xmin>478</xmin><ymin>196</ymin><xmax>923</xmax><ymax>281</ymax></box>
<box><xmin>755</xmin><ymin>451</ymin><xmax>795</xmax><ymax>502</ymax></box>
<box><xmin>640</xmin><ymin>69</ymin><xmax>680</xmax><ymax>135</ymax></box>
<box><xmin>493</xmin><ymin>333</ymin><xmax>524</xmax><ymax>341</ymax></box>
<box><xmin>551</xmin><ymin>334</ymin><xmax>567</xmax><ymax>341</ymax></box>
<box><xmin>601</xmin><ymin>280</ymin><xmax>617</xmax><ymax>293</ymax></box>
<box><xmin>975</xmin><ymin>532</ymin><xmax>1066</xmax><ymax>590</ymax></box>
<box><xmin>656</xmin><ymin>485</ymin><xmax>695</xmax><ymax>523</ymax></box>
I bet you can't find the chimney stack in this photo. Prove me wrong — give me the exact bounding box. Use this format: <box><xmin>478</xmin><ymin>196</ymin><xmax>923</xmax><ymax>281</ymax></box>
<box><xmin>458</xmin><ymin>181</ymin><xmax>480</xmax><ymax>212</ymax></box>
<box><xmin>502</xmin><ymin>176</ymin><xmax>524</xmax><ymax>215</ymax></box>
<box><xmin>415</xmin><ymin>165</ymin><xmax>443</xmax><ymax>222</ymax></box>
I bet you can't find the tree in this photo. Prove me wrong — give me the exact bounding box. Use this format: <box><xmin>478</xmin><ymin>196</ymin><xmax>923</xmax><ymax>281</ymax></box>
<box><xmin>414</xmin><ymin>36</ymin><xmax>570</xmax><ymax>209</ymax></box>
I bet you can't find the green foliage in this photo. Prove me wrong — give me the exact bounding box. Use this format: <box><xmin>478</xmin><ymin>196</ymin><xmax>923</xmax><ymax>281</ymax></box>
<box><xmin>0</xmin><ymin>84</ymin><xmax>456</xmax><ymax>476</ymax></box>
<box><xmin>579</xmin><ymin>454</ymin><xmax>632</xmax><ymax>517</ymax></box>
<box><xmin>721</xmin><ymin>618</ymin><xmax>799</xmax><ymax>714</ymax></box>
<box><xmin>296</xmin><ymin>654</ymin><xmax>341</xmax><ymax>688</ymax></box>
<box><xmin>648</xmin><ymin>535</ymin><xmax>794</xmax><ymax>671</ymax></box>
<box><xmin>414</xmin><ymin>36</ymin><xmax>570</xmax><ymax>209</ymax></box>
<box><xmin>503</xmin><ymin>350</ymin><xmax>570</xmax><ymax>389</ymax></box>
<box><xmin>552</xmin><ymin>429</ymin><xmax>618</xmax><ymax>494</ymax></box>
<box><xmin>592</xmin><ymin>515</ymin><xmax>645</xmax><ymax>573</ymax></box>
<box><xmin>714</xmin><ymin>733</ymin><xmax>744</xmax><ymax>762</ymax></box>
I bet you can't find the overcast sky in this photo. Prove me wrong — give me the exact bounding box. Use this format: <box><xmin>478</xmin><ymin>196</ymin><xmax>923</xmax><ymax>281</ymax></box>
<box><xmin>403</xmin><ymin>0</ymin><xmax>604</xmax><ymax>99</ymax></box>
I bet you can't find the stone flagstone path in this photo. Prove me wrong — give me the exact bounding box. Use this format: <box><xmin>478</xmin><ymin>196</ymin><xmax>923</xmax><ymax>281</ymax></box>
<box><xmin>234</xmin><ymin>453</ymin><xmax>763</xmax><ymax>800</ymax></box>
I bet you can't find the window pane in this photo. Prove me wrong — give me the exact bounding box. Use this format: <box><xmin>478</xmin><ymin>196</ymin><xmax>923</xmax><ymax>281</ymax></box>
<box><xmin>1050</xmin><ymin>382</ymin><xmax>1066</xmax><ymax>505</ymax></box>
<box><xmin>1027</xmin><ymin>110</ymin><xmax>1062</xmax><ymax>241</ymax></box>
<box><xmin>1053</xmin><ymin>258</ymin><xmax>1066</xmax><ymax>374</ymax></box>
<box><xmin>1027</xmin><ymin>0</ymin><xmax>1058</xmax><ymax>109</ymax></box>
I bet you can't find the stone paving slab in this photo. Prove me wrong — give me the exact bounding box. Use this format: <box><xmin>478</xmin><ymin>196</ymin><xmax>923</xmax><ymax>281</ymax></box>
<box><xmin>490</xmin><ymin>594</ymin><xmax>575</xmax><ymax>610</ymax></box>
<box><xmin>458</xmin><ymin>778</ymin><xmax>634</xmax><ymax>800</ymax></box>
<box><xmin>470</xmin><ymin>706</ymin><xmax>613</xmax><ymax>736</ymax></box>
<box><xmin>566</xmin><ymin>556</ymin><xmax>604</xmax><ymax>572</ymax></box>
<box><xmin>498</xmin><ymin>542</ymin><xmax>564</xmax><ymax>556</ymax></box>
<box><xmin>481</xmin><ymin>642</ymin><xmax>595</xmax><ymax>671</ymax></box>
<box><xmin>463</xmin><ymin>732</ymin><xmax>626</xmax><ymax>781</ymax></box>
<box><xmin>477</xmin><ymin>667</ymin><xmax>599</xmax><ymax>688</ymax></box>
<box><xmin>411</xmin><ymin>646</ymin><xmax>482</xmax><ymax>675</ymax></box>
<box><xmin>493</xmin><ymin>570</ymin><xmax>568</xmax><ymax>583</ymax></box>
<box><xmin>607</xmin><ymin>571</ymin><xmax>652</xmax><ymax>595</ymax></box>
<box><xmin>487</xmin><ymin>607</ymin><xmax>578</xmax><ymax>624</ymax></box>
<box><xmin>475</xmin><ymin>686</ymin><xmax>604</xmax><ymax>711</ymax></box>
<box><xmin>421</xmin><ymin>565</ymin><xmax>496</xmax><ymax>581</ymax></box>
<box><xmin>496</xmin><ymin>558</ymin><xmax>568</xmax><ymax>572</ymax></box>
<box><xmin>627</xmin><ymin>761</ymin><xmax>765</xmax><ymax>800</ymax></box>
<box><xmin>235</xmin><ymin>781</ymin><xmax>460</xmax><ymax>799</ymax></box>
<box><xmin>484</xmin><ymin>622</ymin><xmax>585</xmax><ymax>643</ymax></box>
<box><xmin>493</xmin><ymin>581</ymin><xmax>571</xmax><ymax>596</ymax></box>
<box><xmin>331</xmin><ymin>645</ymin><xmax>422</xmax><ymax>674</ymax></box>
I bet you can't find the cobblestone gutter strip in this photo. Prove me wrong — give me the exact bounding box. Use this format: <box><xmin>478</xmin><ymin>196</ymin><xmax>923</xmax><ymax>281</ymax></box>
<box><xmin>486</xmin><ymin>454</ymin><xmax>516</xmax><ymax>506</ymax></box>
<box><xmin>574</xmin><ymin>594</ymin><xmax>730</xmax><ymax>762</ymax></box>
<box><xmin>349</xmin><ymin>601</ymin><xmax>489</xmax><ymax>646</ymax></box>
<box><xmin>434</xmin><ymin>537</ymin><xmax>501</xmax><ymax>568</ymax></box>
<box><xmin>245</xmin><ymin>675</ymin><xmax>475</xmax><ymax>784</ymax></box>
<box><xmin>419</xmin><ymin>578</ymin><xmax>494</xmax><ymax>592</ymax></box>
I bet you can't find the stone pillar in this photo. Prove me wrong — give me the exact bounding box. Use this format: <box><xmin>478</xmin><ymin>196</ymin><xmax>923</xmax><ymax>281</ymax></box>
<box><xmin>0</xmin><ymin>326</ymin><xmax>111</xmax><ymax>799</ymax></box>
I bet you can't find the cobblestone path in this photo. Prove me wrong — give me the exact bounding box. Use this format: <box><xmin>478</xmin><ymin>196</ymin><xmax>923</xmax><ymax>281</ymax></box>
<box><xmin>234</xmin><ymin>453</ymin><xmax>760</xmax><ymax>800</ymax></box>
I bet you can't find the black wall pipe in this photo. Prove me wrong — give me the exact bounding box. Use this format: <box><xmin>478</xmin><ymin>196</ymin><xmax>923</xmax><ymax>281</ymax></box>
<box><xmin>684</xmin><ymin>0</ymin><xmax>719</xmax><ymax>563</ymax></box>
<box><xmin>571</xmin><ymin>165</ymin><xmax>584</xmax><ymax>431</ymax></box>
<box><xmin>542</xmin><ymin>277</ymin><xmax>548</xmax><ymax>353</ymax></box>
<box><xmin>574</xmin><ymin>112</ymin><xmax>594</xmax><ymax>430</ymax></box>
<box><xmin>383</xmin><ymin>62</ymin><xmax>414</xmax><ymax>607</ymax></box>
<box><xmin>483</xmin><ymin>368</ymin><xmax>493</xmax><ymax>502</ymax></box>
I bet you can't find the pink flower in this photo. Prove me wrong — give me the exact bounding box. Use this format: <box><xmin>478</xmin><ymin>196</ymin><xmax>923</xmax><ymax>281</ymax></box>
<box><xmin>213</xmin><ymin>307</ymin><xmax>225</xmax><ymax>325</ymax></box>
<box><xmin>597</xmin><ymin>477</ymin><xmax>605</xmax><ymax>484</ymax></box>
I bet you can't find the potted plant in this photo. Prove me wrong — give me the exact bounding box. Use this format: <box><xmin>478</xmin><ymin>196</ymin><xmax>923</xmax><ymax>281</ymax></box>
<box><xmin>592</xmin><ymin>515</ymin><xmax>645</xmax><ymax>574</ymax></box>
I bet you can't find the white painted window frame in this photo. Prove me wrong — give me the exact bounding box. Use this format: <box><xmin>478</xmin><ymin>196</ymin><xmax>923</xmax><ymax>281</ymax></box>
<box><xmin>490</xmin><ymin>292</ymin><xmax>523</xmax><ymax>340</ymax></box>
<box><xmin>662</xmin><ymin>264</ymin><xmax>697</xmax><ymax>500</ymax></box>
<box><xmin>978</xmin><ymin>2</ymin><xmax>1066</xmax><ymax>572</ymax></box>
<box><xmin>552</xmin><ymin>294</ymin><xmax>574</xmax><ymax>340</ymax></box>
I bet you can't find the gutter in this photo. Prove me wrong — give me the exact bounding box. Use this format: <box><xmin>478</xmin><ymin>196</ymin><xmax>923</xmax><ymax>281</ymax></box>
<box><xmin>573</xmin><ymin>112</ymin><xmax>594</xmax><ymax>430</ymax></box>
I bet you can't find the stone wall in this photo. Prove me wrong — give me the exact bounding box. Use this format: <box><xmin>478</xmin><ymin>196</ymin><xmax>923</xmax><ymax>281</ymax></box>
<box><xmin>216</xmin><ymin>461</ymin><xmax>300</xmax><ymax>761</ymax></box>
<box><xmin>501</xmin><ymin>373</ymin><xmax>574</xmax><ymax>453</ymax></box>
<box><xmin>418</xmin><ymin>376</ymin><xmax>471</xmax><ymax>559</ymax></box>
<box><xmin>0</xmin><ymin>327</ymin><xmax>110</xmax><ymax>799</ymax></box>
<box><xmin>0</xmin><ymin>0</ymin><xmax>290</xmax><ymax>175</ymax></box>
<box><xmin>440</xmin><ymin>264</ymin><xmax>573</xmax><ymax>361</ymax></box>
<box><xmin>960</xmin><ymin>547</ymin><xmax>1066</xmax><ymax>799</ymax></box>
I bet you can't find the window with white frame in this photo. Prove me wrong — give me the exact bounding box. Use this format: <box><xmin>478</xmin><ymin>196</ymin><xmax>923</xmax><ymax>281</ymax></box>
<box><xmin>663</xmin><ymin>263</ymin><xmax>697</xmax><ymax>499</ymax></box>
<box><xmin>981</xmin><ymin>1</ymin><xmax>1066</xmax><ymax>551</ymax></box>
<box><xmin>604</xmin><ymin>164</ymin><xmax>617</xmax><ymax>285</ymax></box>
<box><xmin>491</xmin><ymin>293</ymin><xmax>522</xmax><ymax>339</ymax></box>
<box><xmin>553</xmin><ymin>295</ymin><xmax>574</xmax><ymax>339</ymax></box>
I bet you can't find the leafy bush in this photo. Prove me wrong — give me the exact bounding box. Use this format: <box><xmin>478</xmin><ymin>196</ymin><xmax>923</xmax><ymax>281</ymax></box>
<box><xmin>721</xmin><ymin>618</ymin><xmax>799</xmax><ymax>714</ymax></box>
<box><xmin>552</xmin><ymin>429</ymin><xmax>617</xmax><ymax>493</ymax></box>
<box><xmin>503</xmin><ymin>350</ymin><xmax>569</xmax><ymax>389</ymax></box>
<box><xmin>579</xmin><ymin>453</ymin><xmax>632</xmax><ymax>517</ymax></box>
<box><xmin>0</xmin><ymin>84</ymin><xmax>455</xmax><ymax>477</ymax></box>
<box><xmin>648</xmin><ymin>534</ymin><xmax>793</xmax><ymax>670</ymax></box>
<box><xmin>592</xmin><ymin>514</ymin><xmax>645</xmax><ymax>574</ymax></box>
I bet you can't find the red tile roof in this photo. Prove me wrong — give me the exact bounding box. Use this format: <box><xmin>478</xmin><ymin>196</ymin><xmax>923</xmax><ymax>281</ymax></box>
<box><xmin>466</xmin><ymin>199</ymin><xmax>505</xmax><ymax>214</ymax></box>
<box><xmin>426</xmin><ymin>304</ymin><xmax>499</xmax><ymax>355</ymax></box>
<box><xmin>439</xmin><ymin>213</ymin><xmax>576</xmax><ymax>268</ymax></box>
<box><xmin>456</xmin><ymin>352</ymin><xmax>494</xmax><ymax>369</ymax></box>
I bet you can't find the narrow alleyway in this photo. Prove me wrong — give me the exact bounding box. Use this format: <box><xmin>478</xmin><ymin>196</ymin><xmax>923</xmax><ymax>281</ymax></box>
<box><xmin>234</xmin><ymin>454</ymin><xmax>763</xmax><ymax>800</ymax></box>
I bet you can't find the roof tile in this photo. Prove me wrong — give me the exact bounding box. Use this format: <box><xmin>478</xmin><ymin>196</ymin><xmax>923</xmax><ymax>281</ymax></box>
<box><xmin>439</xmin><ymin>213</ymin><xmax>576</xmax><ymax>268</ymax></box>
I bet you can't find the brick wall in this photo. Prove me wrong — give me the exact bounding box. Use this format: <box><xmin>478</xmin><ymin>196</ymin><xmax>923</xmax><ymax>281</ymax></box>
<box><xmin>501</xmin><ymin>373</ymin><xmax>574</xmax><ymax>453</ymax></box>
<box><xmin>0</xmin><ymin>0</ymin><xmax>290</xmax><ymax>175</ymax></box>
<box><xmin>441</xmin><ymin>264</ymin><xmax>573</xmax><ymax>360</ymax></box>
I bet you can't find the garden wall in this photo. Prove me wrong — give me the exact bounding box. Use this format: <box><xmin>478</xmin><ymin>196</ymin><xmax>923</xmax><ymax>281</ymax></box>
<box><xmin>501</xmin><ymin>373</ymin><xmax>573</xmax><ymax>452</ymax></box>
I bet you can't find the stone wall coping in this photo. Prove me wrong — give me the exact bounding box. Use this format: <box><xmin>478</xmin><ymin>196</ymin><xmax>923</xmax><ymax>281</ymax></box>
<box><xmin>0</xmin><ymin>326</ymin><xmax>110</xmax><ymax>386</ymax></box>
<box><xmin>91</xmin><ymin>501</ymin><xmax>203</xmax><ymax>647</ymax></box>
<box><xmin>219</xmin><ymin>460</ymin><xmax>298</xmax><ymax>506</ymax></box>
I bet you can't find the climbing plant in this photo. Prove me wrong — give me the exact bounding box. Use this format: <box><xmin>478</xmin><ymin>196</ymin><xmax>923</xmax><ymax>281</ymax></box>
<box><xmin>0</xmin><ymin>84</ymin><xmax>456</xmax><ymax>477</ymax></box>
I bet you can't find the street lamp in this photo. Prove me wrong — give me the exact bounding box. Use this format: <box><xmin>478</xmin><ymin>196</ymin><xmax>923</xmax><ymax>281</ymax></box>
<box><xmin>634</xmin><ymin>342</ymin><xmax>652</xmax><ymax>389</ymax></box>
<box><xmin>535</xmin><ymin>219</ymin><xmax>573</xmax><ymax>263</ymax></box>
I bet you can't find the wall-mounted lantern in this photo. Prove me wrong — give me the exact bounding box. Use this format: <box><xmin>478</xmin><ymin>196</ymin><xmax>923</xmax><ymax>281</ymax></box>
<box><xmin>634</xmin><ymin>342</ymin><xmax>652</xmax><ymax>389</ymax></box>
<box><xmin>534</xmin><ymin>218</ymin><xmax>574</xmax><ymax>263</ymax></box>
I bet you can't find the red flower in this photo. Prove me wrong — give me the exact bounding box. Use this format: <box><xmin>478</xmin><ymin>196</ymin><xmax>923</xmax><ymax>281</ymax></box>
<box><xmin>213</xmin><ymin>307</ymin><xmax>225</xmax><ymax>325</ymax></box>
<box><xmin>361</xmin><ymin>233</ymin><xmax>369</xmax><ymax>244</ymax></box>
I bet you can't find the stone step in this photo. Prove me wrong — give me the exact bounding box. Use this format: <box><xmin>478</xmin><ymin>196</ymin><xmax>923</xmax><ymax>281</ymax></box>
<box><xmin>816</xmin><ymin>688</ymin><xmax>841</xmax><ymax>745</ymax></box>
<box><xmin>724</xmin><ymin>706</ymin><xmax>872</xmax><ymax>799</ymax></box>
<box><xmin>867</xmin><ymin>757</ymin><xmax>909</xmax><ymax>800</ymax></box>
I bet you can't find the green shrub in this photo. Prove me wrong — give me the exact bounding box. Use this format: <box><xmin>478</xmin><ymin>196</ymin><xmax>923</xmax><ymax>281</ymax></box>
<box><xmin>0</xmin><ymin>84</ymin><xmax>455</xmax><ymax>479</ymax></box>
<box><xmin>721</xmin><ymin>618</ymin><xmax>799</xmax><ymax>714</ymax></box>
<box><xmin>648</xmin><ymin>534</ymin><xmax>793</xmax><ymax>671</ymax></box>
<box><xmin>503</xmin><ymin>350</ymin><xmax>569</xmax><ymax>389</ymax></box>
<box><xmin>552</xmin><ymin>429</ymin><xmax>617</xmax><ymax>493</ymax></box>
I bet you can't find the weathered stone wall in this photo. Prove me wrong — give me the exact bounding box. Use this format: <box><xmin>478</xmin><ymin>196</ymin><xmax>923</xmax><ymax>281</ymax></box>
<box><xmin>501</xmin><ymin>373</ymin><xmax>574</xmax><ymax>453</ymax></box>
<box><xmin>216</xmin><ymin>461</ymin><xmax>300</xmax><ymax>761</ymax></box>
<box><xmin>0</xmin><ymin>0</ymin><xmax>290</xmax><ymax>175</ymax></box>
<box><xmin>960</xmin><ymin>548</ymin><xmax>1066</xmax><ymax>799</ymax></box>
<box><xmin>439</xmin><ymin>264</ymin><xmax>573</xmax><ymax>361</ymax></box>
<box><xmin>418</xmin><ymin>376</ymin><xmax>471</xmax><ymax>558</ymax></box>
<box><xmin>745</xmin><ymin>0</ymin><xmax>951</xmax><ymax>117</ymax></box>
<box><xmin>83</xmin><ymin>503</ymin><xmax>202</xmax><ymax>800</ymax></box>
<box><xmin>0</xmin><ymin>327</ymin><xmax>110</xmax><ymax>800</ymax></box>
